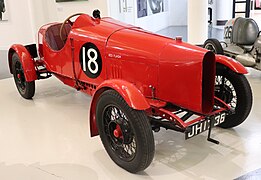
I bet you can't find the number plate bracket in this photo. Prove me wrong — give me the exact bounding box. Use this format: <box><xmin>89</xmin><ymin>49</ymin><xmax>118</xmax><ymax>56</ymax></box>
<box><xmin>185</xmin><ymin>112</ymin><xmax>226</xmax><ymax>142</ymax></box>
<box><xmin>207</xmin><ymin>116</ymin><xmax>219</xmax><ymax>144</ymax></box>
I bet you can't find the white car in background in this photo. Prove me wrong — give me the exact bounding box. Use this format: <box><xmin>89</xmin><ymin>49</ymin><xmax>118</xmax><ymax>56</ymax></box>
<box><xmin>204</xmin><ymin>17</ymin><xmax>261</xmax><ymax>70</ymax></box>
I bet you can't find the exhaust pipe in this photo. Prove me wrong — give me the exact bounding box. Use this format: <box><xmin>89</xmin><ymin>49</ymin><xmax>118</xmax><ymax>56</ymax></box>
<box><xmin>236</xmin><ymin>53</ymin><xmax>256</xmax><ymax>67</ymax></box>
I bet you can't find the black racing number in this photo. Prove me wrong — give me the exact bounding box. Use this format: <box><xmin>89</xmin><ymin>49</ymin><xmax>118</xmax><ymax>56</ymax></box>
<box><xmin>80</xmin><ymin>43</ymin><xmax>102</xmax><ymax>79</ymax></box>
<box><xmin>224</xmin><ymin>26</ymin><xmax>232</xmax><ymax>39</ymax></box>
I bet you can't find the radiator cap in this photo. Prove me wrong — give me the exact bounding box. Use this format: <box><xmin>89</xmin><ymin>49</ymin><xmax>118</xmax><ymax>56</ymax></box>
<box><xmin>176</xmin><ymin>36</ymin><xmax>183</xmax><ymax>43</ymax></box>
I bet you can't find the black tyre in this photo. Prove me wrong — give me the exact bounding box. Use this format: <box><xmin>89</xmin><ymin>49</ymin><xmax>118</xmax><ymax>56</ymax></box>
<box><xmin>12</xmin><ymin>53</ymin><xmax>35</xmax><ymax>99</ymax></box>
<box><xmin>215</xmin><ymin>64</ymin><xmax>252</xmax><ymax>128</ymax></box>
<box><xmin>96</xmin><ymin>90</ymin><xmax>155</xmax><ymax>173</ymax></box>
<box><xmin>203</xmin><ymin>38</ymin><xmax>224</xmax><ymax>54</ymax></box>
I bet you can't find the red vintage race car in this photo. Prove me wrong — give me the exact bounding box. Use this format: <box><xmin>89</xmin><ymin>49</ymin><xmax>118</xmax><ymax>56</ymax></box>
<box><xmin>8</xmin><ymin>10</ymin><xmax>252</xmax><ymax>173</ymax></box>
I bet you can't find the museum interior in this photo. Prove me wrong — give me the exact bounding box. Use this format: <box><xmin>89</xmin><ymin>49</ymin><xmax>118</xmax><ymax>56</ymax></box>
<box><xmin>0</xmin><ymin>0</ymin><xmax>261</xmax><ymax>179</ymax></box>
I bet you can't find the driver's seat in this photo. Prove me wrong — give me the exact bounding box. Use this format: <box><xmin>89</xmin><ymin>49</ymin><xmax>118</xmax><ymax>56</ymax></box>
<box><xmin>232</xmin><ymin>17</ymin><xmax>259</xmax><ymax>46</ymax></box>
<box><xmin>45</xmin><ymin>23</ymin><xmax>71</xmax><ymax>51</ymax></box>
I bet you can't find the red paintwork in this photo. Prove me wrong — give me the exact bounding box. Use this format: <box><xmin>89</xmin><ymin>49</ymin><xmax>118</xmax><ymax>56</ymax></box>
<box><xmin>114</xmin><ymin>124</ymin><xmax>122</xmax><ymax>138</ymax></box>
<box><xmin>146</xmin><ymin>99</ymin><xmax>167</xmax><ymax>108</ymax></box>
<box><xmin>185</xmin><ymin>108</ymin><xmax>226</xmax><ymax>126</ymax></box>
<box><xmin>8</xmin><ymin>44</ymin><xmax>37</xmax><ymax>82</ymax></box>
<box><xmin>8</xmin><ymin>13</ymin><xmax>246</xmax><ymax>137</ymax></box>
<box><xmin>96</xmin><ymin>79</ymin><xmax>150</xmax><ymax>110</ymax></box>
<box><xmin>159</xmin><ymin>44</ymin><xmax>216</xmax><ymax>114</ymax></box>
<box><xmin>153</xmin><ymin>99</ymin><xmax>228</xmax><ymax>128</ymax></box>
<box><xmin>90</xmin><ymin>79</ymin><xmax>150</xmax><ymax>137</ymax></box>
<box><xmin>216</xmin><ymin>55</ymin><xmax>248</xmax><ymax>74</ymax></box>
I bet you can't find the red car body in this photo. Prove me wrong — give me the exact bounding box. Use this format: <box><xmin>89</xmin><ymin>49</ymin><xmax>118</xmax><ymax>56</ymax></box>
<box><xmin>7</xmin><ymin>12</ymin><xmax>251</xmax><ymax>172</ymax></box>
<box><xmin>8</xmin><ymin>14</ymin><xmax>246</xmax><ymax>136</ymax></box>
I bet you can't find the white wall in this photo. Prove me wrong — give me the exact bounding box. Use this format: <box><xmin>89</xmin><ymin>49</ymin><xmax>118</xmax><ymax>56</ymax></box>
<box><xmin>29</xmin><ymin>0</ymin><xmax>108</xmax><ymax>46</ymax></box>
<box><xmin>188</xmin><ymin>0</ymin><xmax>208</xmax><ymax>44</ymax></box>
<box><xmin>0</xmin><ymin>0</ymin><xmax>34</xmax><ymax>50</ymax></box>
<box><xmin>51</xmin><ymin>0</ymin><xmax>109</xmax><ymax>22</ymax></box>
<box><xmin>135</xmin><ymin>12</ymin><xmax>171</xmax><ymax>32</ymax></box>
<box><xmin>107</xmin><ymin>0</ymin><xmax>135</xmax><ymax>25</ymax></box>
<box><xmin>0</xmin><ymin>0</ymin><xmax>108</xmax><ymax>50</ymax></box>
<box><xmin>135</xmin><ymin>0</ymin><xmax>189</xmax><ymax>32</ymax></box>
<box><xmin>108</xmin><ymin>0</ymin><xmax>188</xmax><ymax>33</ymax></box>
<box><xmin>208</xmin><ymin>0</ymin><xmax>217</xmax><ymax>26</ymax></box>
<box><xmin>1</xmin><ymin>0</ymin><xmax>189</xmax><ymax>50</ymax></box>
<box><xmin>135</xmin><ymin>0</ymin><xmax>172</xmax><ymax>32</ymax></box>
<box><xmin>169</xmin><ymin>0</ymin><xmax>188</xmax><ymax>26</ymax></box>
<box><xmin>216</xmin><ymin>0</ymin><xmax>233</xmax><ymax>23</ymax></box>
<box><xmin>251</xmin><ymin>11</ymin><xmax>261</xmax><ymax>27</ymax></box>
<box><xmin>208</xmin><ymin>0</ymin><xmax>233</xmax><ymax>27</ymax></box>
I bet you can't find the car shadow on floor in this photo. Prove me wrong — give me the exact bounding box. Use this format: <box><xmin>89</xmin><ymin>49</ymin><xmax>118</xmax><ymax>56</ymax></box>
<box><xmin>93</xmin><ymin>127</ymin><xmax>247</xmax><ymax>179</ymax></box>
<box><xmin>149</xmin><ymin>128</ymin><xmax>246</xmax><ymax>179</ymax></box>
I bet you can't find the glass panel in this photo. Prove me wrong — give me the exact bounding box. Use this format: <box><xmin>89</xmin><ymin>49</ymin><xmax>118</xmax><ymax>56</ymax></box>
<box><xmin>235</xmin><ymin>13</ymin><xmax>246</xmax><ymax>18</ymax></box>
<box><xmin>255</xmin><ymin>0</ymin><xmax>261</xmax><ymax>9</ymax></box>
<box><xmin>236</xmin><ymin>4</ymin><xmax>246</xmax><ymax>11</ymax></box>
<box><xmin>257</xmin><ymin>0</ymin><xmax>261</xmax><ymax>8</ymax></box>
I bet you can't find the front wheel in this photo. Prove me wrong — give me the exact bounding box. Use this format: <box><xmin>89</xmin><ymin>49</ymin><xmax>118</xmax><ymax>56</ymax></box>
<box><xmin>215</xmin><ymin>64</ymin><xmax>252</xmax><ymax>128</ymax></box>
<box><xmin>96</xmin><ymin>90</ymin><xmax>155</xmax><ymax>173</ymax></box>
<box><xmin>12</xmin><ymin>53</ymin><xmax>35</xmax><ymax>99</ymax></box>
<box><xmin>203</xmin><ymin>38</ymin><xmax>224</xmax><ymax>55</ymax></box>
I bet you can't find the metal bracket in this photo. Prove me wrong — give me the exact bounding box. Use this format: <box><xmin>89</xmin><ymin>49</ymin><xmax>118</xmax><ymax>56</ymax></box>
<box><xmin>149</xmin><ymin>85</ymin><xmax>156</xmax><ymax>99</ymax></box>
<box><xmin>207</xmin><ymin>116</ymin><xmax>220</xmax><ymax>144</ymax></box>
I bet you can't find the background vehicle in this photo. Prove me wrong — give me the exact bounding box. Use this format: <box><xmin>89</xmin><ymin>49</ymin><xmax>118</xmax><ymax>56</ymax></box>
<box><xmin>204</xmin><ymin>17</ymin><xmax>261</xmax><ymax>70</ymax></box>
<box><xmin>8</xmin><ymin>10</ymin><xmax>252</xmax><ymax>173</ymax></box>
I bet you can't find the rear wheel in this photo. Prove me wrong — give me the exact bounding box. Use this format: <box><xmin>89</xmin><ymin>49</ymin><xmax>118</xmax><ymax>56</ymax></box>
<box><xmin>215</xmin><ymin>64</ymin><xmax>252</xmax><ymax>128</ymax></box>
<box><xmin>96</xmin><ymin>90</ymin><xmax>155</xmax><ymax>173</ymax></box>
<box><xmin>12</xmin><ymin>53</ymin><xmax>35</xmax><ymax>99</ymax></box>
<box><xmin>203</xmin><ymin>38</ymin><xmax>224</xmax><ymax>54</ymax></box>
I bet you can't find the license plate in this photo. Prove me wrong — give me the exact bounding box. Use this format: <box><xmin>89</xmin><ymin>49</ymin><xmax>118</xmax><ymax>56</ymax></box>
<box><xmin>185</xmin><ymin>113</ymin><xmax>226</xmax><ymax>139</ymax></box>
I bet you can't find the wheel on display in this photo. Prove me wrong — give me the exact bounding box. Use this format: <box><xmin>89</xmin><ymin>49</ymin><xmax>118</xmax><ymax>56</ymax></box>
<box><xmin>96</xmin><ymin>90</ymin><xmax>155</xmax><ymax>173</ymax></box>
<box><xmin>12</xmin><ymin>53</ymin><xmax>35</xmax><ymax>99</ymax></box>
<box><xmin>215</xmin><ymin>63</ymin><xmax>252</xmax><ymax>128</ymax></box>
<box><xmin>203</xmin><ymin>38</ymin><xmax>224</xmax><ymax>54</ymax></box>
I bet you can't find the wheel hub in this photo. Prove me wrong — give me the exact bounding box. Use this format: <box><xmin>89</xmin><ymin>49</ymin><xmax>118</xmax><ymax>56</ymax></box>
<box><xmin>205</xmin><ymin>43</ymin><xmax>216</xmax><ymax>53</ymax></box>
<box><xmin>215</xmin><ymin>85</ymin><xmax>233</xmax><ymax>102</ymax></box>
<box><xmin>14</xmin><ymin>61</ymin><xmax>26</xmax><ymax>91</ymax></box>
<box><xmin>223</xmin><ymin>86</ymin><xmax>233</xmax><ymax>103</ymax></box>
<box><xmin>215</xmin><ymin>75</ymin><xmax>237</xmax><ymax>109</ymax></box>
<box><xmin>108</xmin><ymin>118</ymin><xmax>132</xmax><ymax>145</ymax></box>
<box><xmin>113</xmin><ymin>124</ymin><xmax>122</xmax><ymax>138</ymax></box>
<box><xmin>103</xmin><ymin>105</ymin><xmax>136</xmax><ymax>161</ymax></box>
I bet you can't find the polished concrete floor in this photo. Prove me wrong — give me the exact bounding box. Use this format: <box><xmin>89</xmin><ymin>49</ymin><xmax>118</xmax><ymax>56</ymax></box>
<box><xmin>0</xmin><ymin>68</ymin><xmax>261</xmax><ymax>179</ymax></box>
<box><xmin>0</xmin><ymin>50</ymin><xmax>11</xmax><ymax>79</ymax></box>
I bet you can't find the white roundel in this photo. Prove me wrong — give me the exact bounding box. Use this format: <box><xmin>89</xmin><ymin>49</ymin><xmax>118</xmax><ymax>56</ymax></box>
<box><xmin>86</xmin><ymin>48</ymin><xmax>98</xmax><ymax>74</ymax></box>
<box><xmin>80</xmin><ymin>43</ymin><xmax>102</xmax><ymax>79</ymax></box>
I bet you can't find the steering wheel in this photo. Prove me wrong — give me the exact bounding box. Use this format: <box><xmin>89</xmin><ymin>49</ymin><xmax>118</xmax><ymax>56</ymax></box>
<box><xmin>60</xmin><ymin>13</ymin><xmax>84</xmax><ymax>44</ymax></box>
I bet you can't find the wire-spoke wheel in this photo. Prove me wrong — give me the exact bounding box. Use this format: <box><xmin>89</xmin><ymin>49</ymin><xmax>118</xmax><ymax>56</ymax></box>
<box><xmin>12</xmin><ymin>53</ymin><xmax>35</xmax><ymax>99</ymax></box>
<box><xmin>96</xmin><ymin>90</ymin><xmax>154</xmax><ymax>173</ymax></box>
<box><xmin>103</xmin><ymin>105</ymin><xmax>137</xmax><ymax>161</ymax></box>
<box><xmin>215</xmin><ymin>64</ymin><xmax>252</xmax><ymax>128</ymax></box>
